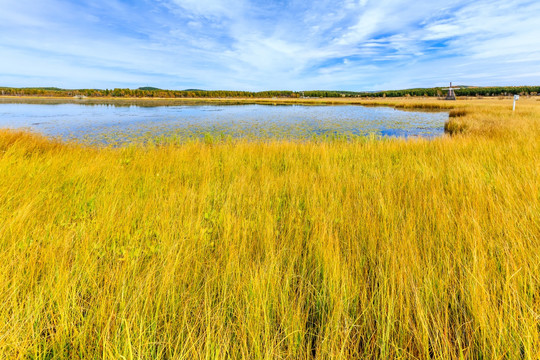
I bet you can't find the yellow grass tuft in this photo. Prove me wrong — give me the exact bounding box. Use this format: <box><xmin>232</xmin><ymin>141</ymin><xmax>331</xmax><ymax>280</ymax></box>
<box><xmin>0</xmin><ymin>98</ymin><xmax>539</xmax><ymax>358</ymax></box>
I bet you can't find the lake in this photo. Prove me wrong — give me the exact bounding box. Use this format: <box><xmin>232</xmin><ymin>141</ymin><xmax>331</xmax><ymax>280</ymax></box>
<box><xmin>0</xmin><ymin>103</ymin><xmax>449</xmax><ymax>146</ymax></box>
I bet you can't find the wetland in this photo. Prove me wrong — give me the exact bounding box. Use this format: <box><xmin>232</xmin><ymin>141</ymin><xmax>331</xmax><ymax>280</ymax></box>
<box><xmin>0</xmin><ymin>103</ymin><xmax>449</xmax><ymax>146</ymax></box>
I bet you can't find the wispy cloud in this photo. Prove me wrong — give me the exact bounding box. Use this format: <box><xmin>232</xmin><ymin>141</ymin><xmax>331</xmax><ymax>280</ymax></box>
<box><xmin>0</xmin><ymin>0</ymin><xmax>538</xmax><ymax>90</ymax></box>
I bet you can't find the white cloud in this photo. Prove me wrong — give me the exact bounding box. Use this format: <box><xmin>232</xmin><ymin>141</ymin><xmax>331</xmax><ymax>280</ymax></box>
<box><xmin>167</xmin><ymin>0</ymin><xmax>245</xmax><ymax>19</ymax></box>
<box><xmin>0</xmin><ymin>0</ymin><xmax>539</xmax><ymax>90</ymax></box>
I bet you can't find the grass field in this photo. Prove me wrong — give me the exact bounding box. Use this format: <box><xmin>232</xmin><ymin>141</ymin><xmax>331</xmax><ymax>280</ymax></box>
<box><xmin>0</xmin><ymin>97</ymin><xmax>539</xmax><ymax>359</ymax></box>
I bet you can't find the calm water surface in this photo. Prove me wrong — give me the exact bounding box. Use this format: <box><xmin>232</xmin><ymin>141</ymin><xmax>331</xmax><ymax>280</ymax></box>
<box><xmin>0</xmin><ymin>104</ymin><xmax>448</xmax><ymax>145</ymax></box>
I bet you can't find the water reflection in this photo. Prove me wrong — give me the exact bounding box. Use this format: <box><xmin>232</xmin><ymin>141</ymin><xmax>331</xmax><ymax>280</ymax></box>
<box><xmin>0</xmin><ymin>104</ymin><xmax>449</xmax><ymax>146</ymax></box>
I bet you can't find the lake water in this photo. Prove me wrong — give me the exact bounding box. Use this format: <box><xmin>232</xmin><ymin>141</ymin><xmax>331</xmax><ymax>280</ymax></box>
<box><xmin>0</xmin><ymin>103</ymin><xmax>448</xmax><ymax>145</ymax></box>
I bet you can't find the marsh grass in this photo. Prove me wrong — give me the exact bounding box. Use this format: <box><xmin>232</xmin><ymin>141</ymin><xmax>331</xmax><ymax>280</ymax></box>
<box><xmin>0</xmin><ymin>98</ymin><xmax>540</xmax><ymax>359</ymax></box>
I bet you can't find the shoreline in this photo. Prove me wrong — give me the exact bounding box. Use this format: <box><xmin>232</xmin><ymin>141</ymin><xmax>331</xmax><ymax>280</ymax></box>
<box><xmin>0</xmin><ymin>95</ymin><xmax>459</xmax><ymax>109</ymax></box>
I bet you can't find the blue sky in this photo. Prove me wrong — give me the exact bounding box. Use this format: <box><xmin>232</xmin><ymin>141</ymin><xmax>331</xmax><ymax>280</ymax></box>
<box><xmin>1</xmin><ymin>0</ymin><xmax>539</xmax><ymax>91</ymax></box>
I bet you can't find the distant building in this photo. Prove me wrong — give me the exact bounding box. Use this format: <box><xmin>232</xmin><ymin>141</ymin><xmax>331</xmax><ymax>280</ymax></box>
<box><xmin>445</xmin><ymin>82</ymin><xmax>460</xmax><ymax>100</ymax></box>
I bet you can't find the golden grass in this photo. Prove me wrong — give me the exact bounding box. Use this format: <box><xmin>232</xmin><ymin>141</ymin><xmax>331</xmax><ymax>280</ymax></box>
<box><xmin>0</xmin><ymin>98</ymin><xmax>539</xmax><ymax>359</ymax></box>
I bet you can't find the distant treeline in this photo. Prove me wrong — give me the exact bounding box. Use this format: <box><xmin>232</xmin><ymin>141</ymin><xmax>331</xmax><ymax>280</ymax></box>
<box><xmin>365</xmin><ymin>86</ymin><xmax>540</xmax><ymax>98</ymax></box>
<box><xmin>0</xmin><ymin>87</ymin><xmax>300</xmax><ymax>98</ymax></box>
<box><xmin>1</xmin><ymin>86</ymin><xmax>539</xmax><ymax>98</ymax></box>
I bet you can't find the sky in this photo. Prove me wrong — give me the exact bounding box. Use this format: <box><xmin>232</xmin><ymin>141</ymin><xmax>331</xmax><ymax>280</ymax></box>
<box><xmin>0</xmin><ymin>0</ymin><xmax>539</xmax><ymax>91</ymax></box>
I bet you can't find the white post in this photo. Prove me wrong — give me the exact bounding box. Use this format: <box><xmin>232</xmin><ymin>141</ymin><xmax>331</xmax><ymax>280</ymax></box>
<box><xmin>513</xmin><ymin>95</ymin><xmax>519</xmax><ymax>111</ymax></box>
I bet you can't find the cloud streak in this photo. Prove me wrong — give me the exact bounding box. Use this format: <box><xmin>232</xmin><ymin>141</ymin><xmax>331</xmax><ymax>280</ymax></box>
<box><xmin>0</xmin><ymin>0</ymin><xmax>539</xmax><ymax>90</ymax></box>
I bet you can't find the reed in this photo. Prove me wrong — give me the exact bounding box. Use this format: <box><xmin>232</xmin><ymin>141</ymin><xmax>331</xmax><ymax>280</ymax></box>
<box><xmin>0</xmin><ymin>98</ymin><xmax>539</xmax><ymax>359</ymax></box>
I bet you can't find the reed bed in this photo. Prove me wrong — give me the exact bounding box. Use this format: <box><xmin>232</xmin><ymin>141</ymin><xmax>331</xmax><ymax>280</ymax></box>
<box><xmin>0</xmin><ymin>98</ymin><xmax>539</xmax><ymax>359</ymax></box>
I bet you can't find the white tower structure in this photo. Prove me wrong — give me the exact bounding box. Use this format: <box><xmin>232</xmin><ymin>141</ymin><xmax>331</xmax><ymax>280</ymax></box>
<box><xmin>445</xmin><ymin>82</ymin><xmax>460</xmax><ymax>100</ymax></box>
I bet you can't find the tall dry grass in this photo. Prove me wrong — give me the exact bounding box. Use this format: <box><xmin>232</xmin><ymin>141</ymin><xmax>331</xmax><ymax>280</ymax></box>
<box><xmin>0</xmin><ymin>98</ymin><xmax>539</xmax><ymax>359</ymax></box>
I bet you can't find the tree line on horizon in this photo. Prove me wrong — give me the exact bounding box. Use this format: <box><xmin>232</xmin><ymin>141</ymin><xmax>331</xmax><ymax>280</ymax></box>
<box><xmin>1</xmin><ymin>86</ymin><xmax>539</xmax><ymax>98</ymax></box>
